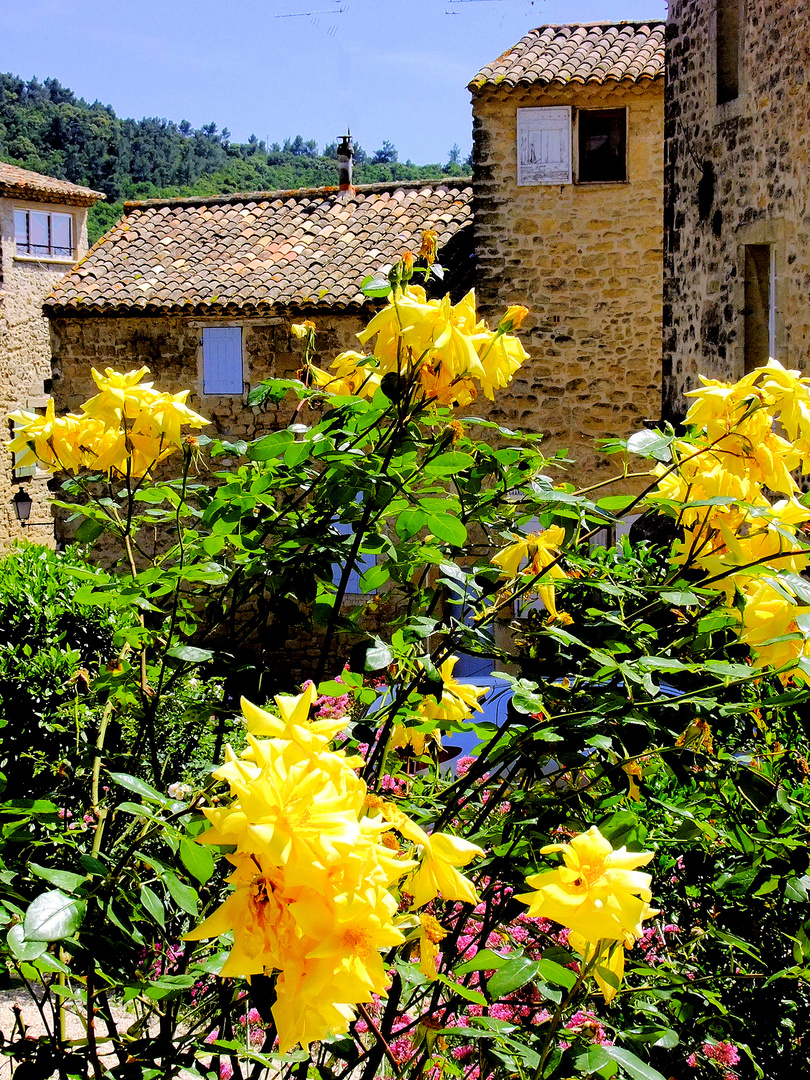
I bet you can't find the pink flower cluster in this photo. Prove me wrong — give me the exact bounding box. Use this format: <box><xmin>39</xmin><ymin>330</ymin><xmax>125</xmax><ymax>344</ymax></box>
<box><xmin>138</xmin><ymin>940</ymin><xmax>184</xmax><ymax>978</ymax></box>
<box><xmin>686</xmin><ymin>1040</ymin><xmax>741</xmax><ymax>1079</ymax></box>
<box><xmin>238</xmin><ymin>1006</ymin><xmax>269</xmax><ymax>1048</ymax></box>
<box><xmin>302</xmin><ymin>669</ymin><xmax>352</xmax><ymax>721</ymax></box>
<box><xmin>637</xmin><ymin>922</ymin><xmax>681</xmax><ymax>966</ymax></box>
<box><xmin>564</xmin><ymin>1010</ymin><xmax>612</xmax><ymax>1047</ymax></box>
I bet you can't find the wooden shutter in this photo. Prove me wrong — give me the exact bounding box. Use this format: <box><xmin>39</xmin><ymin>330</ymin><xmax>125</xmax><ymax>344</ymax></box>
<box><xmin>517</xmin><ymin>107</ymin><xmax>572</xmax><ymax>186</ymax></box>
<box><xmin>203</xmin><ymin>327</ymin><xmax>243</xmax><ymax>394</ymax></box>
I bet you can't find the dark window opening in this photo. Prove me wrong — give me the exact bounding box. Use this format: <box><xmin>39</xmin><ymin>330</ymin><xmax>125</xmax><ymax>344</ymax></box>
<box><xmin>743</xmin><ymin>244</ymin><xmax>772</xmax><ymax>372</ymax></box>
<box><xmin>717</xmin><ymin>0</ymin><xmax>741</xmax><ymax>104</ymax></box>
<box><xmin>577</xmin><ymin>109</ymin><xmax>626</xmax><ymax>183</ymax></box>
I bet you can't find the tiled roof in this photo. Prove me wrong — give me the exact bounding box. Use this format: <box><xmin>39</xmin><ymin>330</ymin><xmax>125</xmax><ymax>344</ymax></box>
<box><xmin>45</xmin><ymin>179</ymin><xmax>473</xmax><ymax>316</ymax></box>
<box><xmin>0</xmin><ymin>162</ymin><xmax>105</xmax><ymax>206</ymax></box>
<box><xmin>470</xmin><ymin>22</ymin><xmax>665</xmax><ymax>90</ymax></box>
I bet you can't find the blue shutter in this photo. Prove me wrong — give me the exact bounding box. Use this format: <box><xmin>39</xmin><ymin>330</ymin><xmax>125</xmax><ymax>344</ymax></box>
<box><xmin>333</xmin><ymin>520</ymin><xmax>377</xmax><ymax>595</ymax></box>
<box><xmin>203</xmin><ymin>327</ymin><xmax>243</xmax><ymax>394</ymax></box>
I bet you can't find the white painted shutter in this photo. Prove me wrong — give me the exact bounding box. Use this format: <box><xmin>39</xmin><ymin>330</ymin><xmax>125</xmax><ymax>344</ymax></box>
<box><xmin>517</xmin><ymin>107</ymin><xmax>572</xmax><ymax>186</ymax></box>
<box><xmin>203</xmin><ymin>327</ymin><xmax>243</xmax><ymax>394</ymax></box>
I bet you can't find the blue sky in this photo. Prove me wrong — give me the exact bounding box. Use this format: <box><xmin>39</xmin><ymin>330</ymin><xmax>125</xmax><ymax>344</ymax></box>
<box><xmin>5</xmin><ymin>0</ymin><xmax>667</xmax><ymax>165</ymax></box>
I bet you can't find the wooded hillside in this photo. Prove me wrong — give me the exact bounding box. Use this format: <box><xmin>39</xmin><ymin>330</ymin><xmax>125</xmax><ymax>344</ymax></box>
<box><xmin>0</xmin><ymin>73</ymin><xmax>468</xmax><ymax>243</ymax></box>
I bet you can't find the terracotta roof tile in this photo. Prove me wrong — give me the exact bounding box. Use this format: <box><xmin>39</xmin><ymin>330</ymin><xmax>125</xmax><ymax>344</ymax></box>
<box><xmin>0</xmin><ymin>162</ymin><xmax>105</xmax><ymax>206</ymax></box>
<box><xmin>470</xmin><ymin>21</ymin><xmax>665</xmax><ymax>90</ymax></box>
<box><xmin>45</xmin><ymin>179</ymin><xmax>472</xmax><ymax>316</ymax></box>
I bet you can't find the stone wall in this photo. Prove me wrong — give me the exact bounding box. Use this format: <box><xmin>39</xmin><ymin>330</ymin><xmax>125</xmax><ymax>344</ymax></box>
<box><xmin>0</xmin><ymin>197</ymin><xmax>90</xmax><ymax>546</ymax></box>
<box><xmin>664</xmin><ymin>0</ymin><xmax>810</xmax><ymax>417</ymax></box>
<box><xmin>471</xmin><ymin>79</ymin><xmax>665</xmax><ymax>486</ymax></box>
<box><xmin>50</xmin><ymin>309</ymin><xmax>368</xmax><ymax>428</ymax></box>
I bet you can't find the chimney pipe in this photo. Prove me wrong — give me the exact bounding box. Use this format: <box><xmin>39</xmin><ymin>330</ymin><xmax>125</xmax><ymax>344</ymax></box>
<box><xmin>337</xmin><ymin>132</ymin><xmax>353</xmax><ymax>192</ymax></box>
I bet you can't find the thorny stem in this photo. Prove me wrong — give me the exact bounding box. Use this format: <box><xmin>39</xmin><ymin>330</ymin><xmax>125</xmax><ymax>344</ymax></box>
<box><xmin>357</xmin><ymin>1003</ymin><xmax>403</xmax><ymax>1078</ymax></box>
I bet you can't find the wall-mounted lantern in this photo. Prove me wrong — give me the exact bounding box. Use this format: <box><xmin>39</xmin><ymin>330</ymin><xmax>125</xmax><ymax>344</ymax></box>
<box><xmin>13</xmin><ymin>489</ymin><xmax>33</xmax><ymax>525</ymax></box>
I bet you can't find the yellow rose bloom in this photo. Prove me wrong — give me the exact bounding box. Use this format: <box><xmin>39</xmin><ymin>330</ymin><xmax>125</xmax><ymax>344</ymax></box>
<box><xmin>516</xmin><ymin>825</ymin><xmax>656</xmax><ymax>943</ymax></box>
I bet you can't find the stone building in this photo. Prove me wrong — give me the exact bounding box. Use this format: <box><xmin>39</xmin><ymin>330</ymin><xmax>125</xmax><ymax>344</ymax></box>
<box><xmin>0</xmin><ymin>163</ymin><xmax>103</xmax><ymax>544</ymax></box>
<box><xmin>663</xmin><ymin>0</ymin><xmax>810</xmax><ymax>418</ymax></box>
<box><xmin>44</xmin><ymin>179</ymin><xmax>473</xmax><ymax>461</ymax></box>
<box><xmin>470</xmin><ymin>22</ymin><xmax>665</xmax><ymax>482</ymax></box>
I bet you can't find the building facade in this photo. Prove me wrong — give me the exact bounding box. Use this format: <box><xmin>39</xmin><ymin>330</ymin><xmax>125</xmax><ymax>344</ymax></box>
<box><xmin>470</xmin><ymin>22</ymin><xmax>665</xmax><ymax>483</ymax></box>
<box><xmin>43</xmin><ymin>179</ymin><xmax>474</xmax><ymax>544</ymax></box>
<box><xmin>0</xmin><ymin>163</ymin><xmax>103</xmax><ymax>544</ymax></box>
<box><xmin>664</xmin><ymin>0</ymin><xmax>810</xmax><ymax>417</ymax></box>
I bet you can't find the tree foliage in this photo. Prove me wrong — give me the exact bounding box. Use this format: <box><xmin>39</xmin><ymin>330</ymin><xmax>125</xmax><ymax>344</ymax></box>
<box><xmin>0</xmin><ymin>73</ymin><xmax>468</xmax><ymax>244</ymax></box>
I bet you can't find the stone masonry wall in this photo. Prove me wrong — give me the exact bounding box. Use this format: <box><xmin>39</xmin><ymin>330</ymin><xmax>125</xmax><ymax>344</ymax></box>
<box><xmin>471</xmin><ymin>79</ymin><xmax>664</xmax><ymax>486</ymax></box>
<box><xmin>48</xmin><ymin>308</ymin><xmax>383</xmax><ymax>680</ymax></box>
<box><xmin>50</xmin><ymin>310</ymin><xmax>368</xmax><ymax>427</ymax></box>
<box><xmin>664</xmin><ymin>0</ymin><xmax>810</xmax><ymax>417</ymax></box>
<box><xmin>0</xmin><ymin>197</ymin><xmax>90</xmax><ymax>547</ymax></box>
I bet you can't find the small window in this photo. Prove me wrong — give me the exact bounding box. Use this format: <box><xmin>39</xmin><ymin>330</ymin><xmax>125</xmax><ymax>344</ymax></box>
<box><xmin>577</xmin><ymin>109</ymin><xmax>627</xmax><ymax>183</ymax></box>
<box><xmin>717</xmin><ymin>0</ymin><xmax>742</xmax><ymax>105</ymax></box>
<box><xmin>743</xmin><ymin>244</ymin><xmax>775</xmax><ymax>372</ymax></box>
<box><xmin>14</xmin><ymin>209</ymin><xmax>74</xmax><ymax>258</ymax></box>
<box><xmin>517</xmin><ymin>107</ymin><xmax>572</xmax><ymax>186</ymax></box>
<box><xmin>202</xmin><ymin>327</ymin><xmax>243</xmax><ymax>394</ymax></box>
<box><xmin>9</xmin><ymin>414</ymin><xmax>40</xmax><ymax>480</ymax></box>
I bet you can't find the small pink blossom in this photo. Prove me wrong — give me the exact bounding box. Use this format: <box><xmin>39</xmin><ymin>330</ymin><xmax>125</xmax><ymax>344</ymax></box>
<box><xmin>703</xmin><ymin>1041</ymin><xmax>740</xmax><ymax>1068</ymax></box>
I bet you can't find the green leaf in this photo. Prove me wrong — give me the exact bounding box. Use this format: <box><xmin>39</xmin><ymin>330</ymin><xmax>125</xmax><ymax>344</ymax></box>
<box><xmin>140</xmin><ymin>885</ymin><xmax>165</xmax><ymax>928</ymax></box>
<box><xmin>365</xmin><ymin>639</ymin><xmax>394</xmax><ymax>671</ymax></box>
<box><xmin>359</xmin><ymin>563</ymin><xmax>390</xmax><ymax>592</ymax></box>
<box><xmin>660</xmin><ymin>590</ymin><xmax>700</xmax><ymax>606</ymax></box>
<box><xmin>596</xmin><ymin>495</ymin><xmax>635</xmax><ymax>512</ymax></box>
<box><xmin>166</xmin><ymin>645</ymin><xmax>215</xmax><ymax>664</ymax></box>
<box><xmin>179</xmin><ymin>838</ymin><xmax>215</xmax><ymax>885</ymax></box>
<box><xmin>602</xmin><ymin>1045</ymin><xmax>666</xmax><ymax>1080</ymax></box>
<box><xmin>395</xmin><ymin>509</ymin><xmax>427</xmax><ymax>540</ymax></box>
<box><xmin>108</xmin><ymin>771</ymin><xmax>170</xmax><ymax>805</ymax></box>
<box><xmin>785</xmin><ymin>876</ymin><xmax>810</xmax><ymax>902</ymax></box>
<box><xmin>28</xmin><ymin>863</ymin><xmax>85</xmax><ymax>893</ymax></box>
<box><xmin>435</xmin><ymin>972</ymin><xmax>487</xmax><ymax>1005</ymax></box>
<box><xmin>454</xmin><ymin>949</ymin><xmax>509</xmax><ymax>975</ymax></box>
<box><xmin>24</xmin><ymin>890</ymin><xmax>86</xmax><ymax>942</ymax></box>
<box><xmin>79</xmin><ymin>855</ymin><xmax>108</xmax><ymax>877</ymax></box>
<box><xmin>535</xmin><ymin>959</ymin><xmax>578</xmax><ymax>989</ymax></box>
<box><xmin>143</xmin><ymin>974</ymin><xmax>198</xmax><ymax>1000</ymax></box>
<box><xmin>424</xmin><ymin>451</ymin><xmax>476</xmax><ymax>476</ymax></box>
<box><xmin>75</xmin><ymin>517</ymin><xmax>105</xmax><ymax>544</ymax></box>
<box><xmin>427</xmin><ymin>513</ymin><xmax>468</xmax><ymax>546</ymax></box>
<box><xmin>626</xmin><ymin>429</ymin><xmax>674</xmax><ymax>462</ymax></box>
<box><xmin>163</xmin><ymin>873</ymin><xmax>199</xmax><ymax>916</ymax></box>
<box><xmin>7</xmin><ymin>924</ymin><xmax>47</xmax><ymax>961</ymax></box>
<box><xmin>572</xmin><ymin>1045</ymin><xmax>613</xmax><ymax>1074</ymax></box>
<box><xmin>487</xmin><ymin>957</ymin><xmax>539</xmax><ymax>999</ymax></box>
<box><xmin>360</xmin><ymin>274</ymin><xmax>392</xmax><ymax>298</ymax></box>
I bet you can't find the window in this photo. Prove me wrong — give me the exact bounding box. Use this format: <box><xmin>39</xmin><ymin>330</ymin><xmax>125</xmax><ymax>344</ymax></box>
<box><xmin>202</xmin><ymin>327</ymin><xmax>243</xmax><ymax>394</ymax></box>
<box><xmin>717</xmin><ymin>0</ymin><xmax>742</xmax><ymax>105</ymax></box>
<box><xmin>9</xmin><ymin>417</ymin><xmax>37</xmax><ymax>480</ymax></box>
<box><xmin>577</xmin><ymin>109</ymin><xmax>627</xmax><ymax>183</ymax></box>
<box><xmin>14</xmin><ymin>209</ymin><xmax>74</xmax><ymax>258</ymax></box>
<box><xmin>517</xmin><ymin>107</ymin><xmax>572</xmax><ymax>186</ymax></box>
<box><xmin>743</xmin><ymin>244</ymin><xmax>775</xmax><ymax>372</ymax></box>
<box><xmin>517</xmin><ymin>106</ymin><xmax>627</xmax><ymax>186</ymax></box>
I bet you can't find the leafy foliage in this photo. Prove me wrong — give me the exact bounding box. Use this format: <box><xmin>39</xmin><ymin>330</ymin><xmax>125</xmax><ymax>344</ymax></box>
<box><xmin>1</xmin><ymin>277</ymin><xmax>809</xmax><ymax>1079</ymax></box>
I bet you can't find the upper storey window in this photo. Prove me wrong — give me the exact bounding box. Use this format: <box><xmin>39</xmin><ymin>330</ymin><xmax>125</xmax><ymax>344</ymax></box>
<box><xmin>15</xmin><ymin>209</ymin><xmax>74</xmax><ymax>259</ymax></box>
<box><xmin>716</xmin><ymin>0</ymin><xmax>742</xmax><ymax>104</ymax></box>
<box><xmin>578</xmin><ymin>109</ymin><xmax>627</xmax><ymax>183</ymax></box>
<box><xmin>517</xmin><ymin>107</ymin><xmax>627</xmax><ymax>186</ymax></box>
